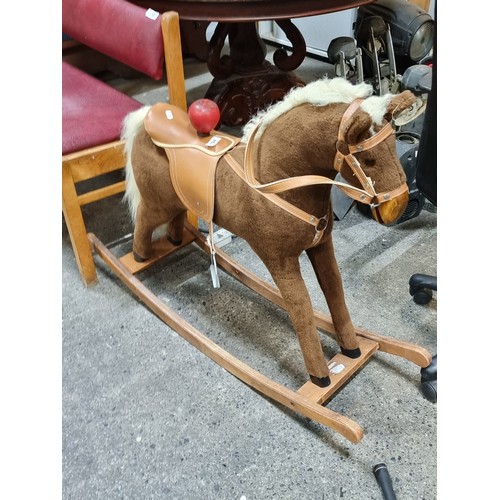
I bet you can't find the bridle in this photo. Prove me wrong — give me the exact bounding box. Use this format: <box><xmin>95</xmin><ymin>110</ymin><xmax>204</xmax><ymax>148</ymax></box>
<box><xmin>225</xmin><ymin>97</ymin><xmax>408</xmax><ymax>245</ymax></box>
<box><xmin>332</xmin><ymin>98</ymin><xmax>408</xmax><ymax>207</ymax></box>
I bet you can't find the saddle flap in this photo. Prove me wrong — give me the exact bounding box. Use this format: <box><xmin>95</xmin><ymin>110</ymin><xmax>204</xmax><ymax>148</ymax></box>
<box><xmin>143</xmin><ymin>102</ymin><xmax>241</xmax><ymax>223</ymax></box>
<box><xmin>168</xmin><ymin>147</ymin><xmax>218</xmax><ymax>221</ymax></box>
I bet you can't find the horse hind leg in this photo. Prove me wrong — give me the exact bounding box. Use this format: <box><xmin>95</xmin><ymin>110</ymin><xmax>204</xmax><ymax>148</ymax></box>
<box><xmin>132</xmin><ymin>200</ymin><xmax>160</xmax><ymax>261</ymax></box>
<box><xmin>306</xmin><ymin>238</ymin><xmax>361</xmax><ymax>358</ymax></box>
<box><xmin>166</xmin><ymin>212</ymin><xmax>186</xmax><ymax>245</ymax></box>
<box><xmin>126</xmin><ymin>125</ymin><xmax>187</xmax><ymax>262</ymax></box>
<box><xmin>132</xmin><ymin>202</ymin><xmax>184</xmax><ymax>262</ymax></box>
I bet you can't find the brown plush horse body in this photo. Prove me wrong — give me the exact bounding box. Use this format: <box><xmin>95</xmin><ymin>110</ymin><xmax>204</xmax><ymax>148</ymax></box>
<box><xmin>122</xmin><ymin>78</ymin><xmax>416</xmax><ymax>387</ymax></box>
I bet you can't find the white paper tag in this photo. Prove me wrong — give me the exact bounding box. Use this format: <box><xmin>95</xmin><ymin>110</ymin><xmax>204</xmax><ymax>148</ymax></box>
<box><xmin>145</xmin><ymin>8</ymin><xmax>159</xmax><ymax>20</ymax></box>
<box><xmin>206</xmin><ymin>136</ymin><xmax>222</xmax><ymax>147</ymax></box>
<box><xmin>165</xmin><ymin>109</ymin><xmax>174</xmax><ymax>120</ymax></box>
<box><xmin>328</xmin><ymin>362</ymin><xmax>345</xmax><ymax>375</ymax></box>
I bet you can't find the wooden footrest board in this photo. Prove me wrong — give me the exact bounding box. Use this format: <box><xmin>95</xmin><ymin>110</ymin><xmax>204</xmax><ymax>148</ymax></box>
<box><xmin>119</xmin><ymin>228</ymin><xmax>195</xmax><ymax>274</ymax></box>
<box><xmin>297</xmin><ymin>337</ymin><xmax>379</xmax><ymax>405</ymax></box>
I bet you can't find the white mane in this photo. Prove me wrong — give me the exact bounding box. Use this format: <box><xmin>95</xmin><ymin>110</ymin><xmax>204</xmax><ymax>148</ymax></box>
<box><xmin>241</xmin><ymin>77</ymin><xmax>394</xmax><ymax>142</ymax></box>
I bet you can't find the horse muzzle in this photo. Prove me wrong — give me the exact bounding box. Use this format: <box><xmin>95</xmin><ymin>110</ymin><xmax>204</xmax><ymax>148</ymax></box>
<box><xmin>370</xmin><ymin>186</ymin><xmax>409</xmax><ymax>225</ymax></box>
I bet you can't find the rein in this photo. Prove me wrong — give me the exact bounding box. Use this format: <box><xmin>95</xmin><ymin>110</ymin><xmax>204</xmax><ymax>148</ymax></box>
<box><xmin>225</xmin><ymin>98</ymin><xmax>405</xmax><ymax>245</ymax></box>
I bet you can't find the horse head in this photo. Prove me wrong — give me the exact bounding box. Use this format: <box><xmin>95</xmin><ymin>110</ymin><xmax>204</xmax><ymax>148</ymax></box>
<box><xmin>334</xmin><ymin>90</ymin><xmax>416</xmax><ymax>225</ymax></box>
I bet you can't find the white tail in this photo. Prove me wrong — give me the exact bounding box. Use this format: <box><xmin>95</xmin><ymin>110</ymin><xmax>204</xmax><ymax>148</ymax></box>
<box><xmin>121</xmin><ymin>106</ymin><xmax>151</xmax><ymax>222</ymax></box>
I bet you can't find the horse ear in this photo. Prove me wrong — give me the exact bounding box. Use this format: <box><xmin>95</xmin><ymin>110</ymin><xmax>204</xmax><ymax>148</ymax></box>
<box><xmin>385</xmin><ymin>90</ymin><xmax>416</xmax><ymax>121</ymax></box>
<box><xmin>343</xmin><ymin>111</ymin><xmax>372</xmax><ymax>145</ymax></box>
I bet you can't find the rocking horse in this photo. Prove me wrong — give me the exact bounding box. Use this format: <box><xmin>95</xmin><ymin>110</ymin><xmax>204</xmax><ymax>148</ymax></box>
<box><xmin>88</xmin><ymin>77</ymin><xmax>432</xmax><ymax>443</ymax></box>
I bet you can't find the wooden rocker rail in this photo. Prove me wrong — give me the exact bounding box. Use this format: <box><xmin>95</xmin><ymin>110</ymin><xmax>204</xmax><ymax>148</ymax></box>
<box><xmin>88</xmin><ymin>228</ymin><xmax>432</xmax><ymax>444</ymax></box>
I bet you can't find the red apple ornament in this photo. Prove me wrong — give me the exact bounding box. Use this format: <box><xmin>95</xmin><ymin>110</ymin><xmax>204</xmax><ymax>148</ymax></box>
<box><xmin>188</xmin><ymin>99</ymin><xmax>221</xmax><ymax>135</ymax></box>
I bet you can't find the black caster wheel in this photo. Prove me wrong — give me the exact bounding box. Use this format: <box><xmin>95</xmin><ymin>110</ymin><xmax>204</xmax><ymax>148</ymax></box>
<box><xmin>421</xmin><ymin>379</ymin><xmax>437</xmax><ymax>403</ymax></box>
<box><xmin>420</xmin><ymin>354</ymin><xmax>437</xmax><ymax>403</ymax></box>
<box><xmin>413</xmin><ymin>288</ymin><xmax>432</xmax><ymax>305</ymax></box>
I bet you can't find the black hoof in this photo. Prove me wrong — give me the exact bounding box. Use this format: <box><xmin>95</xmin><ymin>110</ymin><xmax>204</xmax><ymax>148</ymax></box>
<box><xmin>341</xmin><ymin>347</ymin><xmax>361</xmax><ymax>359</ymax></box>
<box><xmin>310</xmin><ymin>375</ymin><xmax>331</xmax><ymax>388</ymax></box>
<box><xmin>167</xmin><ymin>236</ymin><xmax>183</xmax><ymax>246</ymax></box>
<box><xmin>133</xmin><ymin>251</ymin><xmax>148</xmax><ymax>263</ymax></box>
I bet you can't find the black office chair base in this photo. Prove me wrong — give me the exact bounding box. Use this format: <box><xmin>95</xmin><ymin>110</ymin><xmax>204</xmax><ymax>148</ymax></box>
<box><xmin>409</xmin><ymin>273</ymin><xmax>437</xmax><ymax>305</ymax></box>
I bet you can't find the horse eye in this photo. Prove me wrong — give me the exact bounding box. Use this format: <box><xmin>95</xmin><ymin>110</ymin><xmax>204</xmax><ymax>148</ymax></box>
<box><xmin>365</xmin><ymin>158</ymin><xmax>376</xmax><ymax>167</ymax></box>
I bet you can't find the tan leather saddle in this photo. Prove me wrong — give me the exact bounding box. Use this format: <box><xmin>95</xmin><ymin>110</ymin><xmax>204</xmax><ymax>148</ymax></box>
<box><xmin>144</xmin><ymin>102</ymin><xmax>240</xmax><ymax>223</ymax></box>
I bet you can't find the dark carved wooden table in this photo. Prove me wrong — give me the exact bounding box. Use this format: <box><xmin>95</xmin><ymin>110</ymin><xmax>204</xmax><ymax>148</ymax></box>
<box><xmin>132</xmin><ymin>1</ymin><xmax>374</xmax><ymax>125</ymax></box>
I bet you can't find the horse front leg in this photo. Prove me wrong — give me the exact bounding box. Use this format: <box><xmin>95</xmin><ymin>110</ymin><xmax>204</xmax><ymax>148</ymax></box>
<box><xmin>263</xmin><ymin>256</ymin><xmax>331</xmax><ymax>387</ymax></box>
<box><xmin>306</xmin><ymin>237</ymin><xmax>361</xmax><ymax>358</ymax></box>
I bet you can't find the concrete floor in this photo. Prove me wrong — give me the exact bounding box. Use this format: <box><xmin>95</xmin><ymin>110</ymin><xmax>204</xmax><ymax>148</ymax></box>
<box><xmin>62</xmin><ymin>52</ymin><xmax>437</xmax><ymax>499</ymax></box>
